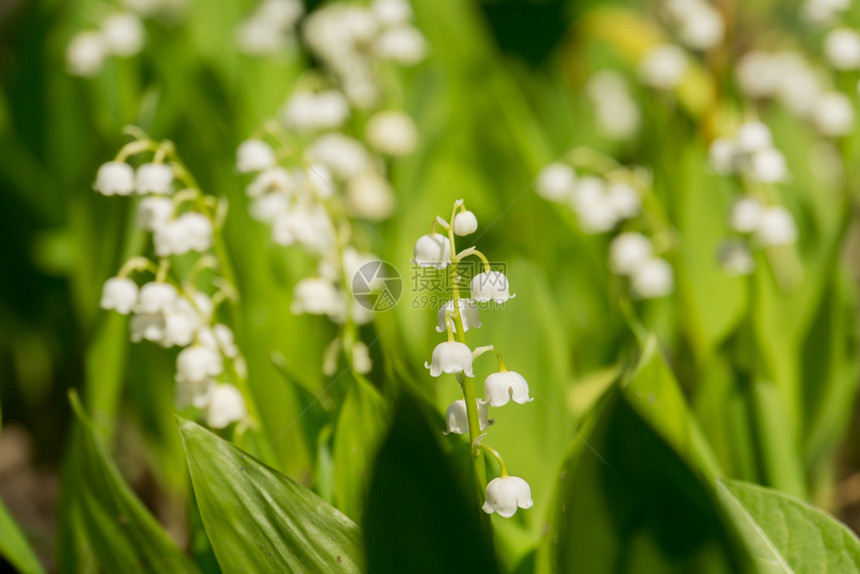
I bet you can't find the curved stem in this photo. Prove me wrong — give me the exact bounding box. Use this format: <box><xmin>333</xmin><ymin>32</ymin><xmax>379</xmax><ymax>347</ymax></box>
<box><xmin>478</xmin><ymin>443</ymin><xmax>508</xmax><ymax>477</ymax></box>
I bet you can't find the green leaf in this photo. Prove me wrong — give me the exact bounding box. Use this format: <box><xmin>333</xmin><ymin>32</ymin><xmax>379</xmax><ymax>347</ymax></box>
<box><xmin>363</xmin><ymin>392</ymin><xmax>500</xmax><ymax>574</ymax></box>
<box><xmin>68</xmin><ymin>391</ymin><xmax>199</xmax><ymax>574</ymax></box>
<box><xmin>538</xmin><ymin>387</ymin><xmax>755</xmax><ymax>574</ymax></box>
<box><xmin>333</xmin><ymin>374</ymin><xmax>388</xmax><ymax>520</ymax></box>
<box><xmin>0</xmin><ymin>499</ymin><xmax>43</xmax><ymax>574</ymax></box>
<box><xmin>178</xmin><ymin>417</ymin><xmax>364</xmax><ymax>574</ymax></box>
<box><xmin>717</xmin><ymin>479</ymin><xmax>860</xmax><ymax>573</ymax></box>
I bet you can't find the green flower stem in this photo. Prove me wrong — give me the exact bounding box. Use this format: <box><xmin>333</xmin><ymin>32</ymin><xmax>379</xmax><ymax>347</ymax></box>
<box><xmin>446</xmin><ymin>203</ymin><xmax>488</xmax><ymax>499</ymax></box>
<box><xmin>478</xmin><ymin>443</ymin><xmax>508</xmax><ymax>477</ymax></box>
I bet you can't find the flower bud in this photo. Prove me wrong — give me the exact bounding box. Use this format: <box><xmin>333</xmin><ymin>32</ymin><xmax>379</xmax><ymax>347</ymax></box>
<box><xmin>453</xmin><ymin>210</ymin><xmax>478</xmax><ymax>236</ymax></box>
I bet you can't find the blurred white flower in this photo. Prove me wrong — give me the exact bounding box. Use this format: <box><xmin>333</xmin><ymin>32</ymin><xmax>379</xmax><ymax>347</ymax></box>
<box><xmin>236</xmin><ymin>17</ymin><xmax>290</xmax><ymax>55</ymax></box>
<box><xmin>236</xmin><ymin>139</ymin><xmax>276</xmax><ymax>173</ymax></box>
<box><xmin>365</xmin><ymin>110</ymin><xmax>418</xmax><ymax>156</ymax></box>
<box><xmin>606</xmin><ymin>182</ymin><xmax>641</xmax><ymax>219</ymax></box>
<box><xmin>372</xmin><ymin>0</ymin><xmax>413</xmax><ymax>26</ymax></box>
<box><xmin>67</xmin><ymin>32</ymin><xmax>106</xmax><ymax>77</ymax></box>
<box><xmin>811</xmin><ymin>92</ymin><xmax>855</xmax><ymax>137</ymax></box>
<box><xmin>804</xmin><ymin>0</ymin><xmax>850</xmax><ymax>24</ymax></box>
<box><xmin>290</xmin><ymin>277</ymin><xmax>344</xmax><ymax>317</ymax></box>
<box><xmin>136</xmin><ymin>281</ymin><xmax>178</xmax><ymax>313</ymax></box>
<box><xmin>453</xmin><ymin>210</ymin><xmax>478</xmax><ymax>236</ymax></box>
<box><xmin>436</xmin><ymin>299</ymin><xmax>482</xmax><ymax>333</ymax></box>
<box><xmin>205</xmin><ymin>384</ymin><xmax>247</xmax><ymax>428</ymax></box>
<box><xmin>282</xmin><ymin>90</ymin><xmax>350</xmax><ymax>132</ymax></box>
<box><xmin>444</xmin><ymin>399</ymin><xmax>489</xmax><ymax>435</ymax></box>
<box><xmin>639</xmin><ymin>45</ymin><xmax>687</xmax><ymax>90</ymax></box>
<box><xmin>130</xmin><ymin>312</ymin><xmax>167</xmax><ymax>343</ymax></box>
<box><xmin>708</xmin><ymin>137</ymin><xmax>736</xmax><ymax>174</ymax></box>
<box><xmin>718</xmin><ymin>240</ymin><xmax>755</xmax><ymax>276</ymax></box>
<box><xmin>730</xmin><ymin>197</ymin><xmax>763</xmax><ymax>234</ymax></box>
<box><xmin>101</xmin><ymin>13</ymin><xmax>145</xmax><ymax>57</ymax></box>
<box><xmin>748</xmin><ymin>148</ymin><xmax>788</xmax><ymax>183</ymax></box>
<box><xmin>482</xmin><ymin>476</ymin><xmax>533</xmax><ymax>518</ymax></box>
<box><xmin>307</xmin><ymin>134</ymin><xmax>371</xmax><ymax>180</ymax></box>
<box><xmin>257</xmin><ymin>0</ymin><xmax>303</xmax><ymax>28</ymax></box>
<box><xmin>735</xmin><ymin>121</ymin><xmax>772</xmax><ymax>154</ymax></box>
<box><xmin>198</xmin><ymin>324</ymin><xmax>239</xmax><ymax>358</ymax></box>
<box><xmin>630</xmin><ymin>258</ymin><xmax>674</xmax><ymax>299</ymax></box>
<box><xmin>536</xmin><ymin>163</ymin><xmax>576</xmax><ymax>202</ymax></box>
<box><xmin>484</xmin><ymin>371</ymin><xmax>532</xmax><ymax>407</ymax></box>
<box><xmin>345</xmin><ymin>172</ymin><xmax>396</xmax><ymax>221</ymax></box>
<box><xmin>412</xmin><ymin>233</ymin><xmax>451</xmax><ymax>269</ymax></box>
<box><xmin>610</xmin><ymin>232</ymin><xmax>652</xmax><ymax>276</ymax></box>
<box><xmin>163</xmin><ymin>296</ymin><xmax>206</xmax><ymax>347</ymax></box>
<box><xmin>135</xmin><ymin>163</ymin><xmax>173</xmax><ymax>194</ymax></box>
<box><xmin>246</xmin><ymin>167</ymin><xmax>292</xmax><ymax>198</ymax></box>
<box><xmin>374</xmin><ymin>26</ymin><xmax>427</xmax><ymax>64</ymax></box>
<box><xmin>425</xmin><ymin>341</ymin><xmax>473</xmax><ymax>377</ymax></box>
<box><xmin>94</xmin><ymin>161</ymin><xmax>135</xmax><ymax>196</ymax></box>
<box><xmin>351</xmin><ymin>341</ymin><xmax>373</xmax><ymax>374</ymax></box>
<box><xmin>100</xmin><ymin>277</ymin><xmax>138</xmax><ymax>314</ymax></box>
<box><xmin>825</xmin><ymin>28</ymin><xmax>860</xmax><ymax>70</ymax></box>
<box><xmin>470</xmin><ymin>271</ymin><xmax>514</xmax><ymax>303</ymax></box>
<box><xmin>756</xmin><ymin>206</ymin><xmax>797</xmax><ymax>246</ymax></box>
<box><xmin>674</xmin><ymin>2</ymin><xmax>724</xmax><ymax>51</ymax></box>
<box><xmin>153</xmin><ymin>212</ymin><xmax>213</xmax><ymax>256</ymax></box>
<box><xmin>176</xmin><ymin>345</ymin><xmax>223</xmax><ymax>383</ymax></box>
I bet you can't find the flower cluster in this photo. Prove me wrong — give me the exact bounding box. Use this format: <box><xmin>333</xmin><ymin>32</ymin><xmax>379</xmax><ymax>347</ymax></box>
<box><xmin>96</xmin><ymin>129</ymin><xmax>248</xmax><ymax>429</ymax></box>
<box><xmin>236</xmin><ymin>0</ymin><xmax>304</xmax><ymax>55</ymax></box>
<box><xmin>708</xmin><ymin>121</ymin><xmax>788</xmax><ymax>184</ymax></box>
<box><xmin>66</xmin><ymin>12</ymin><xmax>146</xmax><ymax>77</ymax></box>
<box><xmin>537</xmin><ymin>150</ymin><xmax>674</xmax><ymax>299</ymax></box>
<box><xmin>414</xmin><ymin>200</ymin><xmax>533</xmax><ymax>519</ymax></box>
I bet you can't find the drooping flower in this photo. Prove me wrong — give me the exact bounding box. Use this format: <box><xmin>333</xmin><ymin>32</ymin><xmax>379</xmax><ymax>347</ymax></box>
<box><xmin>100</xmin><ymin>13</ymin><xmax>145</xmax><ymax>57</ymax></box>
<box><xmin>425</xmin><ymin>341</ymin><xmax>473</xmax><ymax>377</ymax></box>
<box><xmin>630</xmin><ymin>258</ymin><xmax>675</xmax><ymax>299</ymax></box>
<box><xmin>365</xmin><ymin>110</ymin><xmax>418</xmax><ymax>156</ymax></box>
<box><xmin>176</xmin><ymin>345</ymin><xmax>223</xmax><ymax>383</ymax></box>
<box><xmin>67</xmin><ymin>32</ymin><xmax>106</xmax><ymax>77</ymax></box>
<box><xmin>100</xmin><ymin>277</ymin><xmax>139</xmax><ymax>314</ymax></box>
<box><xmin>639</xmin><ymin>44</ymin><xmax>687</xmax><ymax>90</ymax></box>
<box><xmin>412</xmin><ymin>233</ymin><xmax>451</xmax><ymax>269</ymax></box>
<box><xmin>730</xmin><ymin>197</ymin><xmax>763</xmax><ymax>234</ymax></box>
<box><xmin>536</xmin><ymin>163</ymin><xmax>576</xmax><ymax>202</ymax></box>
<box><xmin>137</xmin><ymin>196</ymin><xmax>174</xmax><ymax>230</ymax></box>
<box><xmin>236</xmin><ymin>139</ymin><xmax>276</xmax><ymax>173</ymax></box>
<box><xmin>136</xmin><ymin>282</ymin><xmax>178</xmax><ymax>314</ymax></box>
<box><xmin>246</xmin><ymin>167</ymin><xmax>293</xmax><ymax>198</ymax></box>
<box><xmin>135</xmin><ymin>163</ymin><xmax>174</xmax><ymax>195</ymax></box>
<box><xmin>444</xmin><ymin>399</ymin><xmax>489</xmax><ymax>435</ymax></box>
<box><xmin>436</xmin><ymin>299</ymin><xmax>482</xmax><ymax>333</ymax></box>
<box><xmin>756</xmin><ymin>206</ymin><xmax>798</xmax><ymax>246</ymax></box>
<box><xmin>482</xmin><ymin>475</ymin><xmax>534</xmax><ymax>518</ymax></box>
<box><xmin>94</xmin><ymin>161</ymin><xmax>135</xmax><ymax>196</ymax></box>
<box><xmin>290</xmin><ymin>277</ymin><xmax>344</xmax><ymax>317</ymax></box>
<box><xmin>609</xmin><ymin>232</ymin><xmax>652</xmax><ymax>276</ymax></box>
<box><xmin>345</xmin><ymin>172</ymin><xmax>396</xmax><ymax>221</ymax></box>
<box><xmin>470</xmin><ymin>271</ymin><xmax>514</xmax><ymax>303</ymax></box>
<box><xmin>153</xmin><ymin>212</ymin><xmax>213</xmax><ymax>257</ymax></box>
<box><xmin>484</xmin><ymin>371</ymin><xmax>532</xmax><ymax>407</ymax></box>
<box><xmin>205</xmin><ymin>384</ymin><xmax>247</xmax><ymax>428</ymax></box>
<box><xmin>453</xmin><ymin>210</ymin><xmax>478</xmax><ymax>236</ymax></box>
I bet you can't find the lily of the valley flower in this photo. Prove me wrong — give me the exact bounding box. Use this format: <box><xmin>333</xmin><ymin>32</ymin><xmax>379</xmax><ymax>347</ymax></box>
<box><xmin>135</xmin><ymin>163</ymin><xmax>174</xmax><ymax>195</ymax></box>
<box><xmin>436</xmin><ymin>299</ymin><xmax>481</xmax><ymax>333</ymax></box>
<box><xmin>484</xmin><ymin>371</ymin><xmax>532</xmax><ymax>407</ymax></box>
<box><xmin>94</xmin><ymin>161</ymin><xmax>135</xmax><ymax>196</ymax></box>
<box><xmin>470</xmin><ymin>270</ymin><xmax>514</xmax><ymax>303</ymax></box>
<box><xmin>137</xmin><ymin>196</ymin><xmax>174</xmax><ymax>230</ymax></box>
<box><xmin>100</xmin><ymin>277</ymin><xmax>139</xmax><ymax>314</ymax></box>
<box><xmin>444</xmin><ymin>399</ymin><xmax>489</xmax><ymax>435</ymax></box>
<box><xmin>609</xmin><ymin>232</ymin><xmax>652</xmax><ymax>276</ymax></box>
<box><xmin>176</xmin><ymin>345</ymin><xmax>223</xmax><ymax>383</ymax></box>
<box><xmin>136</xmin><ymin>282</ymin><xmax>178</xmax><ymax>314</ymax></box>
<box><xmin>482</xmin><ymin>475</ymin><xmax>534</xmax><ymax>518</ymax></box>
<box><xmin>453</xmin><ymin>210</ymin><xmax>478</xmax><ymax>236</ymax></box>
<box><xmin>205</xmin><ymin>384</ymin><xmax>247</xmax><ymax>429</ymax></box>
<box><xmin>236</xmin><ymin>139</ymin><xmax>276</xmax><ymax>173</ymax></box>
<box><xmin>425</xmin><ymin>341</ymin><xmax>473</xmax><ymax>377</ymax></box>
<box><xmin>412</xmin><ymin>233</ymin><xmax>451</xmax><ymax>269</ymax></box>
<box><xmin>630</xmin><ymin>258</ymin><xmax>675</xmax><ymax>299</ymax></box>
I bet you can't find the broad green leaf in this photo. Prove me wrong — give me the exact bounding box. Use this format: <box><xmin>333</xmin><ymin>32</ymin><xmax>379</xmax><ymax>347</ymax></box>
<box><xmin>178</xmin><ymin>418</ymin><xmax>363</xmax><ymax>574</ymax></box>
<box><xmin>333</xmin><ymin>374</ymin><xmax>388</xmax><ymax>520</ymax></box>
<box><xmin>68</xmin><ymin>391</ymin><xmax>199</xmax><ymax>574</ymax></box>
<box><xmin>363</xmin><ymin>392</ymin><xmax>500</xmax><ymax>574</ymax></box>
<box><xmin>0</xmin><ymin>499</ymin><xmax>43</xmax><ymax>574</ymax></box>
<box><xmin>538</xmin><ymin>388</ymin><xmax>755</xmax><ymax>574</ymax></box>
<box><xmin>717</xmin><ymin>479</ymin><xmax>860</xmax><ymax>573</ymax></box>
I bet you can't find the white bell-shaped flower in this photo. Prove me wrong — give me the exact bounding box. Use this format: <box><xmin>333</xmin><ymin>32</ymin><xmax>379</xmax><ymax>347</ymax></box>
<box><xmin>130</xmin><ymin>312</ymin><xmax>167</xmax><ymax>343</ymax></box>
<box><xmin>250</xmin><ymin>193</ymin><xmax>290</xmax><ymax>224</ymax></box>
<box><xmin>756</xmin><ymin>206</ymin><xmax>798</xmax><ymax>246</ymax></box>
<box><xmin>236</xmin><ymin>17</ymin><xmax>288</xmax><ymax>55</ymax></box>
<box><xmin>163</xmin><ymin>297</ymin><xmax>203</xmax><ymax>347</ymax></box>
<box><xmin>484</xmin><ymin>371</ymin><xmax>532</xmax><ymax>407</ymax></box>
<box><xmin>444</xmin><ymin>399</ymin><xmax>489</xmax><ymax>435</ymax></box>
<box><xmin>307</xmin><ymin>134</ymin><xmax>371</xmax><ymax>180</ymax></box>
<box><xmin>536</xmin><ymin>163</ymin><xmax>576</xmax><ymax>202</ymax></box>
<box><xmin>176</xmin><ymin>345</ymin><xmax>223</xmax><ymax>383</ymax></box>
<box><xmin>345</xmin><ymin>172</ymin><xmax>396</xmax><ymax>221</ymax></box>
<box><xmin>94</xmin><ymin>161</ymin><xmax>135</xmax><ymax>196</ymax></box>
<box><xmin>630</xmin><ymin>258</ymin><xmax>675</xmax><ymax>299</ymax></box>
<box><xmin>136</xmin><ymin>282</ymin><xmax>177</xmax><ymax>313</ymax></box>
<box><xmin>205</xmin><ymin>384</ymin><xmax>247</xmax><ymax>429</ymax></box>
<box><xmin>66</xmin><ymin>32</ymin><xmax>106</xmax><ymax>77</ymax></box>
<box><xmin>374</xmin><ymin>25</ymin><xmax>427</xmax><ymax>64</ymax></box>
<box><xmin>258</xmin><ymin>0</ymin><xmax>304</xmax><ymax>27</ymax></box>
<box><xmin>101</xmin><ymin>12</ymin><xmax>145</xmax><ymax>57</ymax></box>
<box><xmin>470</xmin><ymin>271</ymin><xmax>514</xmax><ymax>303</ymax></box>
<box><xmin>365</xmin><ymin>110</ymin><xmax>418</xmax><ymax>156</ymax></box>
<box><xmin>812</xmin><ymin>92</ymin><xmax>855</xmax><ymax>137</ymax></box>
<box><xmin>677</xmin><ymin>5</ymin><xmax>724</xmax><ymax>51</ymax></box>
<box><xmin>748</xmin><ymin>148</ymin><xmax>788</xmax><ymax>183</ymax></box>
<box><xmin>825</xmin><ymin>28</ymin><xmax>860</xmax><ymax>70</ymax></box>
<box><xmin>412</xmin><ymin>233</ymin><xmax>451</xmax><ymax>269</ymax></box>
<box><xmin>153</xmin><ymin>212</ymin><xmax>213</xmax><ymax>256</ymax></box>
<box><xmin>436</xmin><ymin>299</ymin><xmax>482</xmax><ymax>333</ymax></box>
<box><xmin>291</xmin><ymin>277</ymin><xmax>344</xmax><ymax>317</ymax></box>
<box><xmin>708</xmin><ymin>138</ymin><xmax>736</xmax><ymax>174</ymax></box>
<box><xmin>199</xmin><ymin>324</ymin><xmax>239</xmax><ymax>358</ymax></box>
<box><xmin>639</xmin><ymin>45</ymin><xmax>687</xmax><ymax>90</ymax></box>
<box><xmin>282</xmin><ymin>90</ymin><xmax>350</xmax><ymax>132</ymax></box>
<box><xmin>371</xmin><ymin>0</ymin><xmax>413</xmax><ymax>26</ymax></box>
<box><xmin>236</xmin><ymin>139</ymin><xmax>276</xmax><ymax>173</ymax></box>
<box><xmin>100</xmin><ymin>277</ymin><xmax>138</xmax><ymax>314</ymax></box>
<box><xmin>453</xmin><ymin>210</ymin><xmax>478</xmax><ymax>236</ymax></box>
<box><xmin>137</xmin><ymin>196</ymin><xmax>173</xmax><ymax>230</ymax></box>
<box><xmin>174</xmin><ymin>376</ymin><xmax>212</xmax><ymax>410</ymax></box>
<box><xmin>730</xmin><ymin>197</ymin><xmax>763</xmax><ymax>233</ymax></box>
<box><xmin>425</xmin><ymin>341</ymin><xmax>473</xmax><ymax>377</ymax></box>
<box><xmin>735</xmin><ymin>121</ymin><xmax>772</xmax><ymax>153</ymax></box>
<box><xmin>606</xmin><ymin>182</ymin><xmax>640</xmax><ymax>219</ymax></box>
<box><xmin>246</xmin><ymin>167</ymin><xmax>292</xmax><ymax>198</ymax></box>
<box><xmin>135</xmin><ymin>163</ymin><xmax>173</xmax><ymax>195</ymax></box>
<box><xmin>610</xmin><ymin>232</ymin><xmax>652</xmax><ymax>276</ymax></box>
<box><xmin>482</xmin><ymin>476</ymin><xmax>534</xmax><ymax>518</ymax></box>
